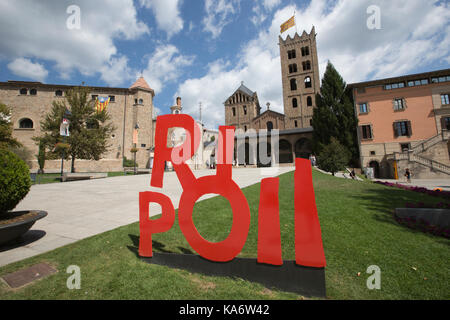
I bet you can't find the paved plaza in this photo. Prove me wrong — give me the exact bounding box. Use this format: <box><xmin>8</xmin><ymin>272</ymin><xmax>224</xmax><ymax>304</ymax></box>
<box><xmin>0</xmin><ymin>167</ymin><xmax>295</xmax><ymax>267</ymax></box>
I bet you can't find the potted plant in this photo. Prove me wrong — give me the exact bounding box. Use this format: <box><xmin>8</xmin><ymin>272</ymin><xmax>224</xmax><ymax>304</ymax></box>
<box><xmin>0</xmin><ymin>149</ymin><xmax>47</xmax><ymax>246</ymax></box>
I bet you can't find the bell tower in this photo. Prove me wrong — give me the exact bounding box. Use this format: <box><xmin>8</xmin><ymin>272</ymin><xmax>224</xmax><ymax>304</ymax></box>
<box><xmin>279</xmin><ymin>27</ymin><xmax>320</xmax><ymax>129</ymax></box>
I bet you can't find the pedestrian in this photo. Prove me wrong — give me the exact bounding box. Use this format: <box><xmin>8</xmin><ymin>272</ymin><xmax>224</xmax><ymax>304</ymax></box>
<box><xmin>350</xmin><ymin>169</ymin><xmax>356</xmax><ymax>180</ymax></box>
<box><xmin>404</xmin><ymin>168</ymin><xmax>411</xmax><ymax>183</ymax></box>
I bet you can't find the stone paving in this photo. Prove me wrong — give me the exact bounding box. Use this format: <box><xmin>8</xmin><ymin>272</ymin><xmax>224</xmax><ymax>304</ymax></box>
<box><xmin>0</xmin><ymin>167</ymin><xmax>295</xmax><ymax>267</ymax></box>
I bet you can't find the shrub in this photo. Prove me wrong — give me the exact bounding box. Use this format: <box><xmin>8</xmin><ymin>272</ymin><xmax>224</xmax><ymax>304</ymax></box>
<box><xmin>317</xmin><ymin>137</ymin><xmax>350</xmax><ymax>175</ymax></box>
<box><xmin>0</xmin><ymin>149</ymin><xmax>31</xmax><ymax>214</ymax></box>
<box><xmin>123</xmin><ymin>156</ymin><xmax>136</xmax><ymax>167</ymax></box>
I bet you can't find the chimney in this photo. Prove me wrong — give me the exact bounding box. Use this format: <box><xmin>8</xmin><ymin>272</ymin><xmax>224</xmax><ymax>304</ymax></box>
<box><xmin>176</xmin><ymin>97</ymin><xmax>181</xmax><ymax>107</ymax></box>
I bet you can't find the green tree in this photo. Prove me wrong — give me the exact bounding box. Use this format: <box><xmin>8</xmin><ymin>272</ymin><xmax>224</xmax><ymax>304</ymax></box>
<box><xmin>0</xmin><ymin>103</ymin><xmax>21</xmax><ymax>150</ymax></box>
<box><xmin>317</xmin><ymin>137</ymin><xmax>350</xmax><ymax>176</ymax></box>
<box><xmin>312</xmin><ymin>62</ymin><xmax>359</xmax><ymax>166</ymax></box>
<box><xmin>34</xmin><ymin>86</ymin><xmax>115</xmax><ymax>173</ymax></box>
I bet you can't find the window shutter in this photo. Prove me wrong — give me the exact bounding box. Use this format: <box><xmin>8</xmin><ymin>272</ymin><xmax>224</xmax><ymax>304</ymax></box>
<box><xmin>407</xmin><ymin>121</ymin><xmax>412</xmax><ymax>137</ymax></box>
<box><xmin>358</xmin><ymin>126</ymin><xmax>363</xmax><ymax>139</ymax></box>
<box><xmin>370</xmin><ymin>125</ymin><xmax>374</xmax><ymax>139</ymax></box>
<box><xmin>393</xmin><ymin>122</ymin><xmax>398</xmax><ymax>137</ymax></box>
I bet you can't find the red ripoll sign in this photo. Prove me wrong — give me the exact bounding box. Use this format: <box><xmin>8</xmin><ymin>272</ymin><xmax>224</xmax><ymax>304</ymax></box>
<box><xmin>138</xmin><ymin>114</ymin><xmax>326</xmax><ymax>269</ymax></box>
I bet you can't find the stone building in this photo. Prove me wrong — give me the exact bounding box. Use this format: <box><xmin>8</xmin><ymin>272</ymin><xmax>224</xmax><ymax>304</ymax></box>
<box><xmin>0</xmin><ymin>77</ymin><xmax>155</xmax><ymax>172</ymax></box>
<box><xmin>349</xmin><ymin>69</ymin><xmax>450</xmax><ymax>179</ymax></box>
<box><xmin>224</xmin><ymin>28</ymin><xmax>321</xmax><ymax>166</ymax></box>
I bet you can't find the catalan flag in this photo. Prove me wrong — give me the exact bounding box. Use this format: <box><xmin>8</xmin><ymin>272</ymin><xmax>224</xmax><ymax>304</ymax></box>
<box><xmin>96</xmin><ymin>96</ymin><xmax>110</xmax><ymax>113</ymax></box>
<box><xmin>280</xmin><ymin>15</ymin><xmax>295</xmax><ymax>33</ymax></box>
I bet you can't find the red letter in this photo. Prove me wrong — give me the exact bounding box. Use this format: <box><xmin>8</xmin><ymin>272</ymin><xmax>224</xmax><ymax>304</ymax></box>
<box><xmin>177</xmin><ymin>126</ymin><xmax>251</xmax><ymax>262</ymax></box>
<box><xmin>139</xmin><ymin>191</ymin><xmax>175</xmax><ymax>257</ymax></box>
<box><xmin>257</xmin><ymin>177</ymin><xmax>283</xmax><ymax>266</ymax></box>
<box><xmin>294</xmin><ymin>159</ymin><xmax>326</xmax><ymax>268</ymax></box>
<box><xmin>151</xmin><ymin>114</ymin><xmax>201</xmax><ymax>188</ymax></box>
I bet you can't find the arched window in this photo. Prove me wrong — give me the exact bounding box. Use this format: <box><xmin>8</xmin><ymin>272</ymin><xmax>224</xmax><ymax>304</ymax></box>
<box><xmin>290</xmin><ymin>78</ymin><xmax>297</xmax><ymax>91</ymax></box>
<box><xmin>19</xmin><ymin>118</ymin><xmax>33</xmax><ymax>129</ymax></box>
<box><xmin>307</xmin><ymin>96</ymin><xmax>313</xmax><ymax>106</ymax></box>
<box><xmin>30</xmin><ymin>89</ymin><xmax>37</xmax><ymax>95</ymax></box>
<box><xmin>139</xmin><ymin>99</ymin><xmax>144</xmax><ymax>104</ymax></box>
<box><xmin>305</xmin><ymin>77</ymin><xmax>312</xmax><ymax>88</ymax></box>
<box><xmin>267</xmin><ymin>121</ymin><xmax>274</xmax><ymax>132</ymax></box>
<box><xmin>55</xmin><ymin>90</ymin><xmax>63</xmax><ymax>97</ymax></box>
<box><xmin>289</xmin><ymin>64</ymin><xmax>297</xmax><ymax>73</ymax></box>
<box><xmin>292</xmin><ymin>98</ymin><xmax>298</xmax><ymax>108</ymax></box>
<box><xmin>20</xmin><ymin>88</ymin><xmax>27</xmax><ymax>95</ymax></box>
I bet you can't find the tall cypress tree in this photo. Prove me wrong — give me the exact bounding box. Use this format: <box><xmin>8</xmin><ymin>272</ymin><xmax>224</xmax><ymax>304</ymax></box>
<box><xmin>312</xmin><ymin>62</ymin><xmax>359</xmax><ymax>166</ymax></box>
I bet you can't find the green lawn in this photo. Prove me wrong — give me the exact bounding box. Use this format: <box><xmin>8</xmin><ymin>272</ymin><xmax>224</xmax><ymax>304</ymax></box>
<box><xmin>1</xmin><ymin>169</ymin><xmax>449</xmax><ymax>299</ymax></box>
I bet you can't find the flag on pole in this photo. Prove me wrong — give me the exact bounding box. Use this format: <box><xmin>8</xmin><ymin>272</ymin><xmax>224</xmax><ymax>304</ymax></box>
<box><xmin>280</xmin><ymin>15</ymin><xmax>295</xmax><ymax>33</ymax></box>
<box><xmin>96</xmin><ymin>96</ymin><xmax>110</xmax><ymax>113</ymax></box>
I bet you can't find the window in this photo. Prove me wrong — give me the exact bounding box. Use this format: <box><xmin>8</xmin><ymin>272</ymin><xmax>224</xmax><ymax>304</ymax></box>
<box><xmin>287</xmin><ymin>50</ymin><xmax>296</xmax><ymax>59</ymax></box>
<box><xmin>55</xmin><ymin>90</ymin><xmax>63</xmax><ymax>97</ymax></box>
<box><xmin>244</xmin><ymin>125</ymin><xmax>247</xmax><ymax>131</ymax></box>
<box><xmin>305</xmin><ymin>77</ymin><xmax>312</xmax><ymax>88</ymax></box>
<box><xmin>302</xmin><ymin>61</ymin><xmax>311</xmax><ymax>71</ymax></box>
<box><xmin>290</xmin><ymin>78</ymin><xmax>297</xmax><ymax>91</ymax></box>
<box><xmin>309</xmin><ymin>119</ymin><xmax>313</xmax><ymax>126</ymax></box>
<box><xmin>232</xmin><ymin>107</ymin><xmax>236</xmax><ymax>117</ymax></box>
<box><xmin>292</xmin><ymin>98</ymin><xmax>298</xmax><ymax>108</ymax></box>
<box><xmin>301</xmin><ymin>46</ymin><xmax>310</xmax><ymax>56</ymax></box>
<box><xmin>19</xmin><ymin>118</ymin><xmax>33</xmax><ymax>129</ymax></box>
<box><xmin>307</xmin><ymin>96</ymin><xmax>313</xmax><ymax>107</ymax></box>
<box><xmin>407</xmin><ymin>79</ymin><xmax>429</xmax><ymax>87</ymax></box>
<box><xmin>385</xmin><ymin>82</ymin><xmax>405</xmax><ymax>90</ymax></box>
<box><xmin>394</xmin><ymin>121</ymin><xmax>412</xmax><ymax>137</ymax></box>
<box><xmin>400</xmin><ymin>143</ymin><xmax>411</xmax><ymax>152</ymax></box>
<box><xmin>288</xmin><ymin>64</ymin><xmax>297</xmax><ymax>73</ymax></box>
<box><xmin>370</xmin><ymin>151</ymin><xmax>376</xmax><ymax>156</ymax></box>
<box><xmin>294</xmin><ymin>120</ymin><xmax>298</xmax><ymax>127</ymax></box>
<box><xmin>267</xmin><ymin>121</ymin><xmax>273</xmax><ymax>132</ymax></box>
<box><xmin>141</xmin><ymin>144</ymin><xmax>146</xmax><ymax>148</ymax></box>
<box><xmin>243</xmin><ymin>105</ymin><xmax>247</xmax><ymax>115</ymax></box>
<box><xmin>357</xmin><ymin>87</ymin><xmax>366</xmax><ymax>94</ymax></box>
<box><xmin>441</xmin><ymin>117</ymin><xmax>450</xmax><ymax>130</ymax></box>
<box><xmin>139</xmin><ymin>99</ymin><xmax>144</xmax><ymax>104</ymax></box>
<box><xmin>441</xmin><ymin>94</ymin><xmax>450</xmax><ymax>106</ymax></box>
<box><xmin>30</xmin><ymin>89</ymin><xmax>37</xmax><ymax>95</ymax></box>
<box><xmin>135</xmin><ymin>98</ymin><xmax>138</xmax><ymax>104</ymax></box>
<box><xmin>360</xmin><ymin>125</ymin><xmax>373</xmax><ymax>140</ymax></box>
<box><xmin>394</xmin><ymin>98</ymin><xmax>406</xmax><ymax>111</ymax></box>
<box><xmin>20</xmin><ymin>88</ymin><xmax>27</xmax><ymax>95</ymax></box>
<box><xmin>109</xmin><ymin>95</ymin><xmax>115</xmax><ymax>102</ymax></box>
<box><xmin>359</xmin><ymin>103</ymin><xmax>368</xmax><ymax>113</ymax></box>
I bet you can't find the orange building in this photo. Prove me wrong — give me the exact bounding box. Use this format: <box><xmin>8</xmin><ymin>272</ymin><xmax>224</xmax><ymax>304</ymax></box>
<box><xmin>349</xmin><ymin>69</ymin><xmax>450</xmax><ymax>179</ymax></box>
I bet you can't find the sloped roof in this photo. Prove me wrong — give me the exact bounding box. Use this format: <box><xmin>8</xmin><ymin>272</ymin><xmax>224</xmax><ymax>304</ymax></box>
<box><xmin>237</xmin><ymin>83</ymin><xmax>254</xmax><ymax>96</ymax></box>
<box><xmin>130</xmin><ymin>77</ymin><xmax>152</xmax><ymax>91</ymax></box>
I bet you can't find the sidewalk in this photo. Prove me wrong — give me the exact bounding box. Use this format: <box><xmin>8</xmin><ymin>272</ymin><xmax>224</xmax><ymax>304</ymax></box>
<box><xmin>0</xmin><ymin>167</ymin><xmax>295</xmax><ymax>267</ymax></box>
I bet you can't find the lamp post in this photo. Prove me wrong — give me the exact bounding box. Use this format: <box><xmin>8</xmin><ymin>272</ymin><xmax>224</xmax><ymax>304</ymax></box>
<box><xmin>133</xmin><ymin>124</ymin><xmax>139</xmax><ymax>175</ymax></box>
<box><xmin>59</xmin><ymin>109</ymin><xmax>71</xmax><ymax>181</ymax></box>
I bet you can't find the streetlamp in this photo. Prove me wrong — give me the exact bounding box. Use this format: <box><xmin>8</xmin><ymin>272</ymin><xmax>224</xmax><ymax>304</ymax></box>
<box><xmin>59</xmin><ymin>109</ymin><xmax>71</xmax><ymax>181</ymax></box>
<box><xmin>133</xmin><ymin>124</ymin><xmax>139</xmax><ymax>175</ymax></box>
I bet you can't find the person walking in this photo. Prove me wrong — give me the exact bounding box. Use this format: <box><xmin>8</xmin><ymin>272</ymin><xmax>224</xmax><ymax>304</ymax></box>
<box><xmin>404</xmin><ymin>168</ymin><xmax>411</xmax><ymax>183</ymax></box>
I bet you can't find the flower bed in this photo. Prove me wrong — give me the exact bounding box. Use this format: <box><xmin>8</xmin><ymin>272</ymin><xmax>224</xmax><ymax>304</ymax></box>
<box><xmin>393</xmin><ymin>211</ymin><xmax>450</xmax><ymax>239</ymax></box>
<box><xmin>374</xmin><ymin>181</ymin><xmax>450</xmax><ymax>200</ymax></box>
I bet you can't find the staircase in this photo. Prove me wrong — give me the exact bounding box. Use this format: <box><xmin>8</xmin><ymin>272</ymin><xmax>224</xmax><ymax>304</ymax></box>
<box><xmin>394</xmin><ymin>130</ymin><xmax>450</xmax><ymax>176</ymax></box>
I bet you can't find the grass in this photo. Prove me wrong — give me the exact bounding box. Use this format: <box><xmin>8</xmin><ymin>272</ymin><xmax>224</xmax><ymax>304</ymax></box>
<box><xmin>1</xmin><ymin>169</ymin><xmax>449</xmax><ymax>299</ymax></box>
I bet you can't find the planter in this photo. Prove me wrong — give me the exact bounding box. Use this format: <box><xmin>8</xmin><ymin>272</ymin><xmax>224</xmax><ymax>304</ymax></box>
<box><xmin>0</xmin><ymin>211</ymin><xmax>47</xmax><ymax>246</ymax></box>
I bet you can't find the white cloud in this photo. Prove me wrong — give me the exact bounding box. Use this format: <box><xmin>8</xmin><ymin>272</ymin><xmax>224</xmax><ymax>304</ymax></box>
<box><xmin>139</xmin><ymin>0</ymin><xmax>184</xmax><ymax>38</ymax></box>
<box><xmin>203</xmin><ymin>0</ymin><xmax>241</xmax><ymax>38</ymax></box>
<box><xmin>177</xmin><ymin>0</ymin><xmax>450</xmax><ymax>130</ymax></box>
<box><xmin>7</xmin><ymin>58</ymin><xmax>48</xmax><ymax>82</ymax></box>
<box><xmin>143</xmin><ymin>45</ymin><xmax>194</xmax><ymax>94</ymax></box>
<box><xmin>262</xmin><ymin>0</ymin><xmax>281</xmax><ymax>10</ymax></box>
<box><xmin>0</xmin><ymin>0</ymin><xmax>149</xmax><ymax>85</ymax></box>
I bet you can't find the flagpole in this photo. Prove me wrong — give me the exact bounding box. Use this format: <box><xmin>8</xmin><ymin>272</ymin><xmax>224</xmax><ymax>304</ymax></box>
<box><xmin>294</xmin><ymin>9</ymin><xmax>298</xmax><ymax>35</ymax></box>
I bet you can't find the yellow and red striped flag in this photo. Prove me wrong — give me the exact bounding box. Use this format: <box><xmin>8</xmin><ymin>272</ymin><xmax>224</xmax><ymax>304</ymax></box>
<box><xmin>280</xmin><ymin>15</ymin><xmax>295</xmax><ymax>33</ymax></box>
<box><xmin>96</xmin><ymin>96</ymin><xmax>110</xmax><ymax>113</ymax></box>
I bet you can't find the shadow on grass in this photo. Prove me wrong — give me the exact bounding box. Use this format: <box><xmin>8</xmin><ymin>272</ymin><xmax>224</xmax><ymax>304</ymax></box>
<box><xmin>350</xmin><ymin>185</ymin><xmax>450</xmax><ymax>243</ymax></box>
<box><xmin>127</xmin><ymin>234</ymin><xmax>194</xmax><ymax>257</ymax></box>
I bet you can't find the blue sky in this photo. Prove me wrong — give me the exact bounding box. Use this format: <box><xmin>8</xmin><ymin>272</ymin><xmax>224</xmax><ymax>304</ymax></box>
<box><xmin>0</xmin><ymin>0</ymin><xmax>449</xmax><ymax>128</ymax></box>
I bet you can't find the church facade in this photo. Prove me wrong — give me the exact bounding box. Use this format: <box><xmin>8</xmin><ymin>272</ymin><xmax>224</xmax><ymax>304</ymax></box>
<box><xmin>224</xmin><ymin>28</ymin><xmax>320</xmax><ymax>166</ymax></box>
